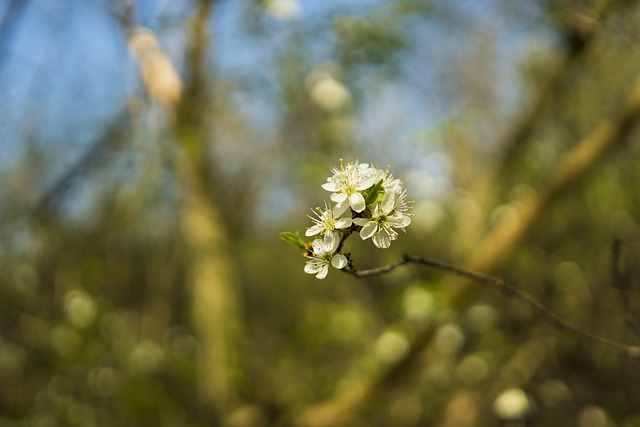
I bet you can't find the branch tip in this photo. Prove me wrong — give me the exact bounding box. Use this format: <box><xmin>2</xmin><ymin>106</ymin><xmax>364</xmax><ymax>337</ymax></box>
<box><xmin>342</xmin><ymin>253</ymin><xmax>640</xmax><ymax>358</ymax></box>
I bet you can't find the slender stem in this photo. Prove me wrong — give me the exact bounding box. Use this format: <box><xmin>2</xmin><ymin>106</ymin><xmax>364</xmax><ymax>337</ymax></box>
<box><xmin>344</xmin><ymin>257</ymin><xmax>410</xmax><ymax>277</ymax></box>
<box><xmin>344</xmin><ymin>255</ymin><xmax>640</xmax><ymax>358</ymax></box>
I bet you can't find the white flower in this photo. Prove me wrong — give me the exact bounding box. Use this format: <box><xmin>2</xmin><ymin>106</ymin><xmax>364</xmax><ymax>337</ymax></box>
<box><xmin>321</xmin><ymin>160</ymin><xmax>377</xmax><ymax>213</ymax></box>
<box><xmin>305</xmin><ymin>203</ymin><xmax>352</xmax><ymax>239</ymax></box>
<box><xmin>373</xmin><ymin>166</ymin><xmax>406</xmax><ymax>195</ymax></box>
<box><xmin>391</xmin><ymin>188</ymin><xmax>414</xmax><ymax>214</ymax></box>
<box><xmin>353</xmin><ymin>191</ymin><xmax>412</xmax><ymax>248</ymax></box>
<box><xmin>382</xmin><ymin>175</ymin><xmax>404</xmax><ymax>195</ymax></box>
<box><xmin>304</xmin><ymin>233</ymin><xmax>349</xmax><ymax>279</ymax></box>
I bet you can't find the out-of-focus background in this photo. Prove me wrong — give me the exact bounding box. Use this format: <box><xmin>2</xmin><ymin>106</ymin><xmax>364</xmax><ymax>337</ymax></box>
<box><xmin>2</xmin><ymin>0</ymin><xmax>640</xmax><ymax>426</ymax></box>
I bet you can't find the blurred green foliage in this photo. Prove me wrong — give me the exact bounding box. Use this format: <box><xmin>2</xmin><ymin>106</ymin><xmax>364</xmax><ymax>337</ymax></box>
<box><xmin>2</xmin><ymin>0</ymin><xmax>640</xmax><ymax>426</ymax></box>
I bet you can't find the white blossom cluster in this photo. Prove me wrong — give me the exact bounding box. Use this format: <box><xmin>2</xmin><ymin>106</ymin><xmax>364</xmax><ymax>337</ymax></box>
<box><xmin>299</xmin><ymin>160</ymin><xmax>414</xmax><ymax>279</ymax></box>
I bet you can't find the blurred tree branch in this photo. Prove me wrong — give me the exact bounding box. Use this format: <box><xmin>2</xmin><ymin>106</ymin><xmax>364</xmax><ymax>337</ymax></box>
<box><xmin>497</xmin><ymin>0</ymin><xmax>637</xmax><ymax>172</ymax></box>
<box><xmin>347</xmin><ymin>255</ymin><xmax>640</xmax><ymax>356</ymax></box>
<box><xmin>33</xmin><ymin>112</ymin><xmax>131</xmax><ymax>216</ymax></box>
<box><xmin>0</xmin><ymin>109</ymin><xmax>131</xmax><ymax>233</ymax></box>
<box><xmin>451</xmin><ymin>72</ymin><xmax>640</xmax><ymax>305</ymax></box>
<box><xmin>291</xmin><ymin>247</ymin><xmax>640</xmax><ymax>426</ymax></box>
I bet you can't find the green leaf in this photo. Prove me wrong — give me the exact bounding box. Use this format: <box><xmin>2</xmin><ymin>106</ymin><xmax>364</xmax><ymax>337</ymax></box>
<box><xmin>363</xmin><ymin>179</ymin><xmax>385</xmax><ymax>206</ymax></box>
<box><xmin>279</xmin><ymin>231</ymin><xmax>307</xmax><ymax>250</ymax></box>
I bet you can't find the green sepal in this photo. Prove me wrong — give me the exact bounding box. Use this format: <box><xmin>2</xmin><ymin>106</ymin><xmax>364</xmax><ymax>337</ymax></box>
<box><xmin>363</xmin><ymin>179</ymin><xmax>385</xmax><ymax>206</ymax></box>
<box><xmin>279</xmin><ymin>231</ymin><xmax>307</xmax><ymax>250</ymax></box>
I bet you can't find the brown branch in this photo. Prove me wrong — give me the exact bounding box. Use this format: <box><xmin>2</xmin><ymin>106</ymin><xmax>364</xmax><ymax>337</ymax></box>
<box><xmin>346</xmin><ymin>255</ymin><xmax>640</xmax><ymax>357</ymax></box>
<box><xmin>344</xmin><ymin>257</ymin><xmax>410</xmax><ymax>277</ymax></box>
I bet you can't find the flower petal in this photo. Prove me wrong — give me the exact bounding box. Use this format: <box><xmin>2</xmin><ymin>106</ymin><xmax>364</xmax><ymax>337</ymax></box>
<box><xmin>311</xmin><ymin>238</ymin><xmax>324</xmax><ymax>254</ymax></box>
<box><xmin>304</xmin><ymin>262</ymin><xmax>319</xmax><ymax>275</ymax></box>
<box><xmin>359</xmin><ymin>222</ymin><xmax>377</xmax><ymax>240</ymax></box>
<box><xmin>305</xmin><ymin>224</ymin><xmax>322</xmax><ymax>236</ymax></box>
<box><xmin>372</xmin><ymin>230</ymin><xmax>392</xmax><ymax>249</ymax></box>
<box><xmin>350</xmin><ymin>192</ymin><xmax>366</xmax><ymax>212</ymax></box>
<box><xmin>380</xmin><ymin>191</ymin><xmax>396</xmax><ymax>214</ymax></box>
<box><xmin>331</xmin><ymin>192</ymin><xmax>348</xmax><ymax>203</ymax></box>
<box><xmin>334</xmin><ymin>200</ymin><xmax>348</xmax><ymax>213</ymax></box>
<box><xmin>322</xmin><ymin>232</ymin><xmax>339</xmax><ymax>253</ymax></box>
<box><xmin>322</xmin><ymin>182</ymin><xmax>339</xmax><ymax>192</ymax></box>
<box><xmin>334</xmin><ymin>217</ymin><xmax>352</xmax><ymax>229</ymax></box>
<box><xmin>353</xmin><ymin>218</ymin><xmax>369</xmax><ymax>226</ymax></box>
<box><xmin>331</xmin><ymin>254</ymin><xmax>348</xmax><ymax>269</ymax></box>
<box><xmin>316</xmin><ymin>264</ymin><xmax>329</xmax><ymax>279</ymax></box>
<box><xmin>333</xmin><ymin>202</ymin><xmax>349</xmax><ymax>217</ymax></box>
<box><xmin>387</xmin><ymin>214</ymin><xmax>411</xmax><ymax>228</ymax></box>
<box><xmin>356</xmin><ymin>175</ymin><xmax>377</xmax><ymax>191</ymax></box>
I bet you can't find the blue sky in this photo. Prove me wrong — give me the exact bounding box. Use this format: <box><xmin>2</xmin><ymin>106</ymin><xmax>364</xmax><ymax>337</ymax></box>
<box><xmin>0</xmin><ymin>1</ymin><xmax>131</xmax><ymax>174</ymax></box>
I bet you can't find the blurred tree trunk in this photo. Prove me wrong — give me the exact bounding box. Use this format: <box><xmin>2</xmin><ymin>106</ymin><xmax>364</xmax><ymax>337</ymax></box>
<box><xmin>125</xmin><ymin>0</ymin><xmax>242</xmax><ymax>414</ymax></box>
<box><xmin>178</xmin><ymin>0</ymin><xmax>243</xmax><ymax>414</ymax></box>
<box><xmin>178</xmin><ymin>151</ymin><xmax>242</xmax><ymax>414</ymax></box>
<box><xmin>175</xmin><ymin>0</ymin><xmax>243</xmax><ymax>414</ymax></box>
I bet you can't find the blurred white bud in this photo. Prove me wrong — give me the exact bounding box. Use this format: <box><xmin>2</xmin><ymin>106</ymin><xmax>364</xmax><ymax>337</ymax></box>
<box><xmin>434</xmin><ymin>323</ymin><xmax>465</xmax><ymax>356</ymax></box>
<box><xmin>128</xmin><ymin>27</ymin><xmax>182</xmax><ymax>107</ymax></box>
<box><xmin>465</xmin><ymin>304</ymin><xmax>498</xmax><ymax>333</ymax></box>
<box><xmin>457</xmin><ymin>354</ymin><xmax>490</xmax><ymax>385</ymax></box>
<box><xmin>493</xmin><ymin>388</ymin><xmax>531</xmax><ymax>420</ymax></box>
<box><xmin>129</xmin><ymin>340</ymin><xmax>165</xmax><ymax>375</ymax></box>
<box><xmin>403</xmin><ymin>286</ymin><xmax>436</xmax><ymax>323</ymax></box>
<box><xmin>375</xmin><ymin>330</ymin><xmax>409</xmax><ymax>363</ymax></box>
<box><xmin>578</xmin><ymin>406</ymin><xmax>608</xmax><ymax>427</ymax></box>
<box><xmin>64</xmin><ymin>290</ymin><xmax>97</xmax><ymax>329</ymax></box>
<box><xmin>306</xmin><ymin>69</ymin><xmax>352</xmax><ymax>111</ymax></box>
<box><xmin>264</xmin><ymin>0</ymin><xmax>302</xmax><ymax>20</ymax></box>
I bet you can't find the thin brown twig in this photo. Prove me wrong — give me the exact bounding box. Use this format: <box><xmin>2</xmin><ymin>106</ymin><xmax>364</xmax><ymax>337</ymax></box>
<box><xmin>498</xmin><ymin>0</ymin><xmax>637</xmax><ymax>172</ymax></box>
<box><xmin>344</xmin><ymin>258</ymin><xmax>410</xmax><ymax>277</ymax></box>
<box><xmin>345</xmin><ymin>255</ymin><xmax>640</xmax><ymax>358</ymax></box>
